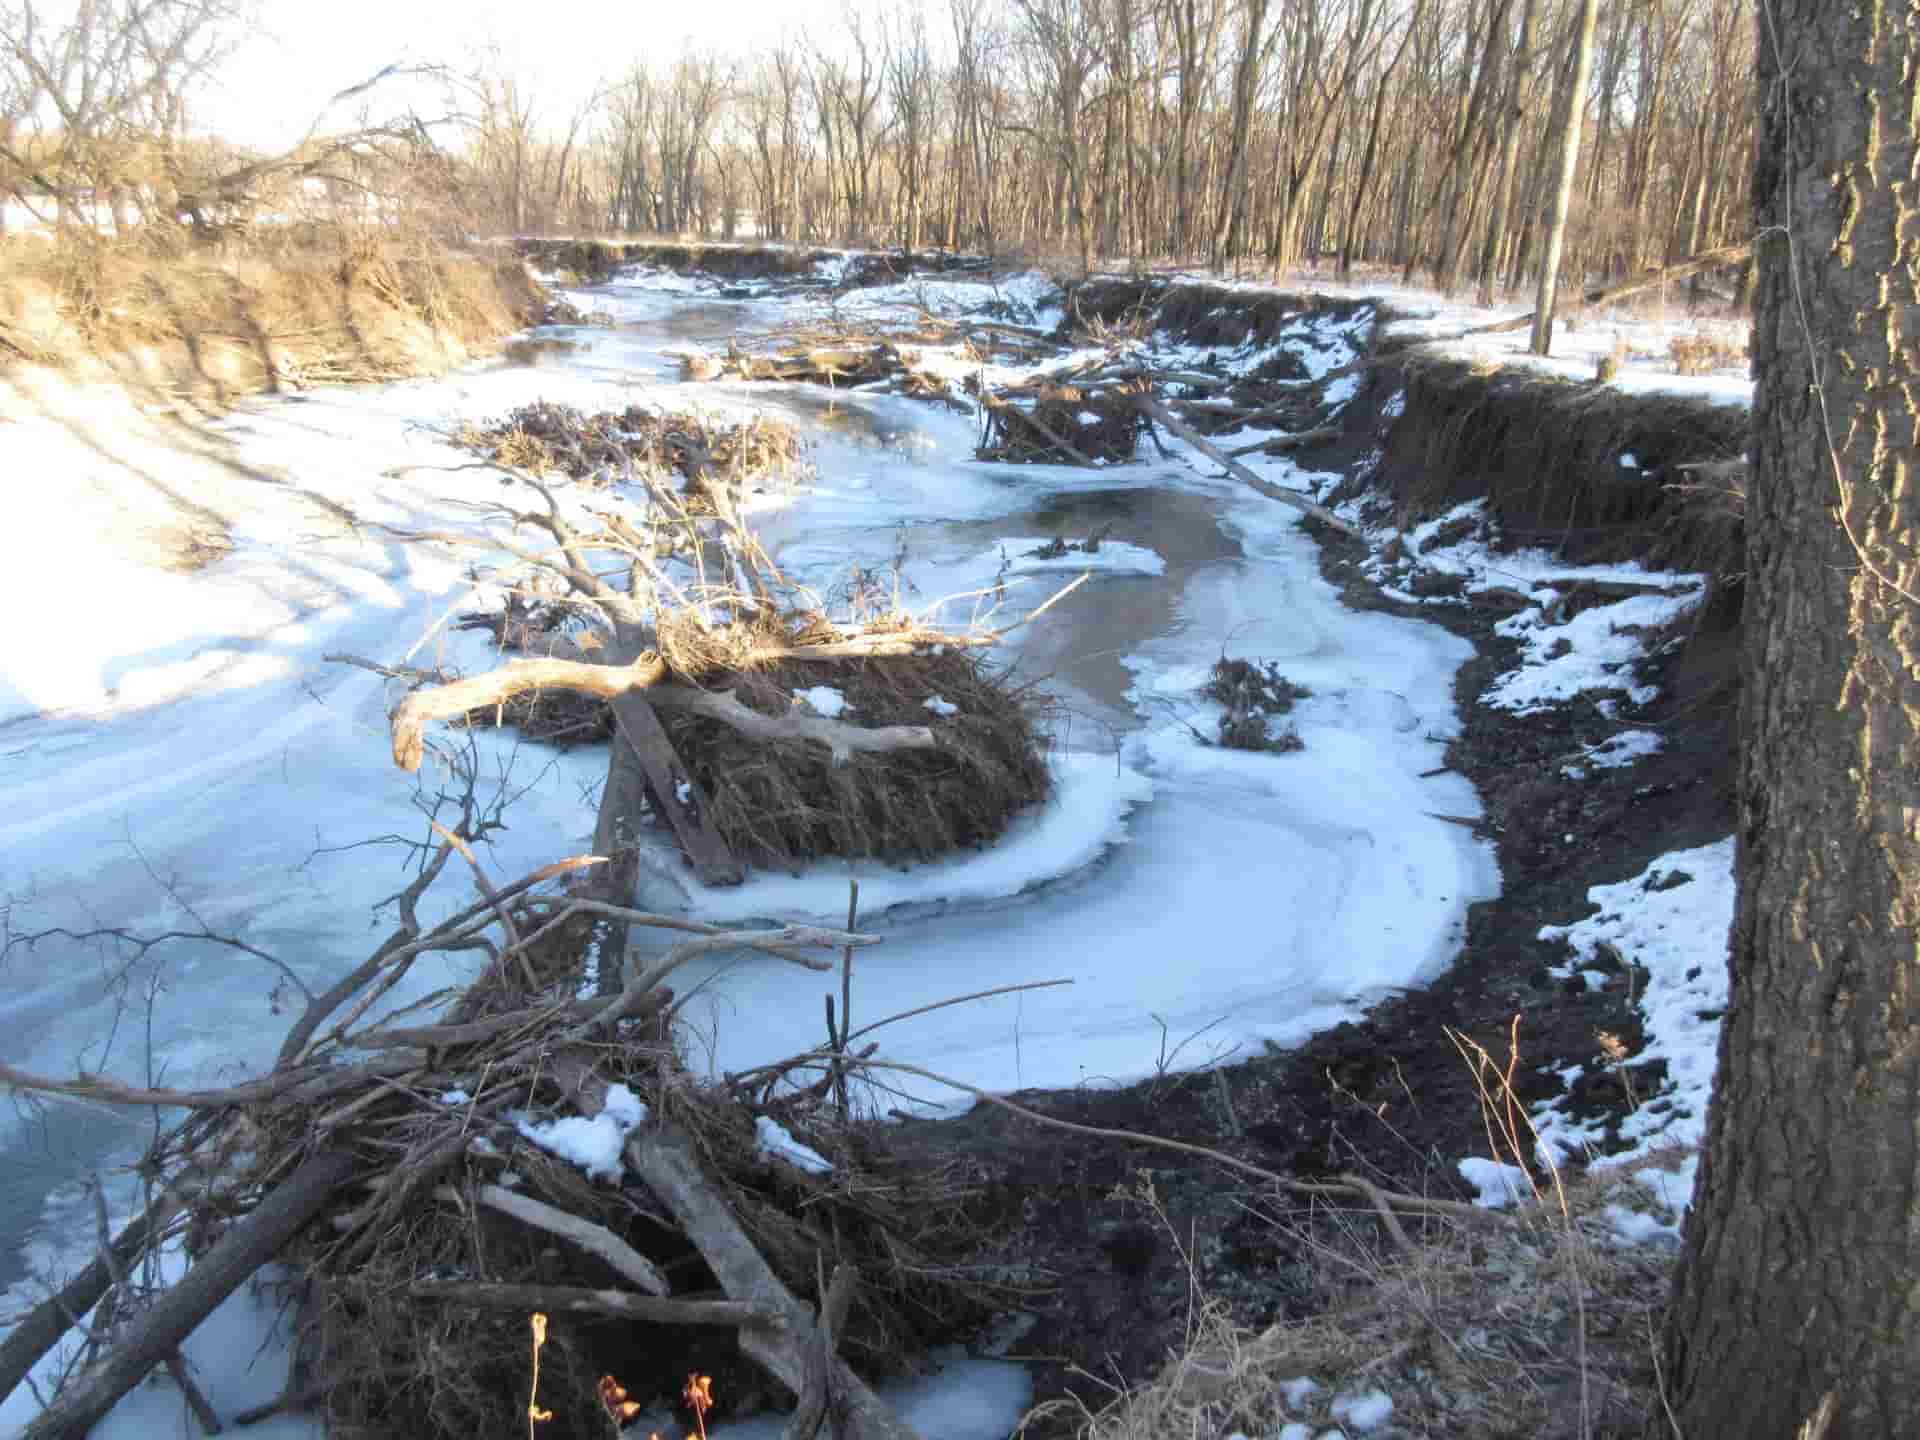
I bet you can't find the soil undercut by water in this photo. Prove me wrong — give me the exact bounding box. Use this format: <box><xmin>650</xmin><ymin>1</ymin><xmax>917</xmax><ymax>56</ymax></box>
<box><xmin>873</xmin><ymin>310</ymin><xmax>1741</xmax><ymax>1430</ymax></box>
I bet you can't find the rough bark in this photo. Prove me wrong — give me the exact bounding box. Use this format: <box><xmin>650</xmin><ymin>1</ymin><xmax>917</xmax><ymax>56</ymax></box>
<box><xmin>1659</xmin><ymin>4</ymin><xmax>1920</xmax><ymax>1437</ymax></box>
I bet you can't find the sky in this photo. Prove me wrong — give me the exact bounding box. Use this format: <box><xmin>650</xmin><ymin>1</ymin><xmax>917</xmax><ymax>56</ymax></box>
<box><xmin>195</xmin><ymin>0</ymin><xmax>901</xmax><ymax>151</ymax></box>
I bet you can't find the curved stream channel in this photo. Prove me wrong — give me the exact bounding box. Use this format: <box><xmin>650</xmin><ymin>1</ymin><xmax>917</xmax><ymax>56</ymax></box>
<box><xmin>0</xmin><ymin>272</ymin><xmax>1496</xmax><ymax>1391</ymax></box>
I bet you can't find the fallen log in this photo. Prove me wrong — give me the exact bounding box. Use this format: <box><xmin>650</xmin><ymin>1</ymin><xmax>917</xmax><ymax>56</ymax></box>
<box><xmin>627</xmin><ymin>1127</ymin><xmax>922</xmax><ymax>1440</ymax></box>
<box><xmin>608</xmin><ymin>691</ymin><xmax>744</xmax><ymax>887</ymax></box>
<box><xmin>649</xmin><ymin>685</ymin><xmax>940</xmax><ymax>765</ymax></box>
<box><xmin>22</xmin><ymin>1150</ymin><xmax>357</xmax><ymax>1440</ymax></box>
<box><xmin>407</xmin><ymin>1281</ymin><xmax>778</xmax><ymax>1327</ymax></box>
<box><xmin>391</xmin><ymin>652</ymin><xmax>670</xmax><ymax>772</ymax></box>
<box><xmin>1224</xmin><ymin>425</ymin><xmax>1343</xmax><ymax>458</ymax></box>
<box><xmin>1134</xmin><ymin>394</ymin><xmax>1363</xmax><ymax>538</ymax></box>
<box><xmin>1462</xmin><ymin>240</ymin><xmax>1757</xmax><ymax>338</ymax></box>
<box><xmin>0</xmin><ymin>1193</ymin><xmax>184</xmax><ymax>1416</ymax></box>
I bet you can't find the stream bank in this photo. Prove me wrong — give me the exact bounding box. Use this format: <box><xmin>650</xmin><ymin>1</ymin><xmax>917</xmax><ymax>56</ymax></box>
<box><xmin>869</xmin><ymin>279</ymin><xmax>1748</xmax><ymax>1430</ymax></box>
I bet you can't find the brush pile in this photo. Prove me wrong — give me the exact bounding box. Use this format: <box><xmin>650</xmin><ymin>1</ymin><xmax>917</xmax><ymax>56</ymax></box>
<box><xmin>396</xmin><ymin>417</ymin><xmax>1056</xmax><ymax>880</ymax></box>
<box><xmin>978</xmin><ymin>380</ymin><xmax>1144</xmax><ymax>465</ymax></box>
<box><xmin>453</xmin><ymin>401</ymin><xmax>809</xmax><ymax>501</ymax></box>
<box><xmin>0</xmin><ymin>807</ymin><xmax>1002</xmax><ymax>1440</ymax></box>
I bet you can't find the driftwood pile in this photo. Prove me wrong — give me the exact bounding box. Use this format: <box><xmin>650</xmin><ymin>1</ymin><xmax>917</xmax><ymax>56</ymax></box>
<box><xmin>0</xmin><ymin>804</ymin><xmax>1007</xmax><ymax>1439</ymax></box>
<box><xmin>672</xmin><ymin>299</ymin><xmax>1359</xmax><ymax>501</ymax></box>
<box><xmin>453</xmin><ymin>401</ymin><xmax>810</xmax><ymax>502</ymax></box>
<box><xmin>381</xmin><ymin>416</ymin><xmax>1060</xmax><ymax>883</ymax></box>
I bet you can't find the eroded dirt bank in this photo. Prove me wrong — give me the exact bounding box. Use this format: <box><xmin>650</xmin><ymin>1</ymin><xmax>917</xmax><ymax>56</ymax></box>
<box><xmin>876</xmin><ymin>284</ymin><xmax>1748</xmax><ymax>1428</ymax></box>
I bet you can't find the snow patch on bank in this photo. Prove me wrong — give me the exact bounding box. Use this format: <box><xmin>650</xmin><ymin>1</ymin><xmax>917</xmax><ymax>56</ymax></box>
<box><xmin>1532</xmin><ymin>838</ymin><xmax>1736</xmax><ymax>1166</ymax></box>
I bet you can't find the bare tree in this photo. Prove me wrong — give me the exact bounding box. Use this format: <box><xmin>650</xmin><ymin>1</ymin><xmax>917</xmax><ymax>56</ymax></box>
<box><xmin>0</xmin><ymin>0</ymin><xmax>252</xmax><ymax>229</ymax></box>
<box><xmin>1529</xmin><ymin>0</ymin><xmax>1600</xmax><ymax>355</ymax></box>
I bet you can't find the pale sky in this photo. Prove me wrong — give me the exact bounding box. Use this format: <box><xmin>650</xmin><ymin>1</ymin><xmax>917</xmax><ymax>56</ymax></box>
<box><xmin>195</xmin><ymin>0</ymin><xmax>864</xmax><ymax>150</ymax></box>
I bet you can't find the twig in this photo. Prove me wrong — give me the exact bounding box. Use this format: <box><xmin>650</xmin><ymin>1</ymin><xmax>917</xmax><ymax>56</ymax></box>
<box><xmin>843</xmin><ymin>978</ymin><xmax>1074</xmax><ymax>1044</ymax></box>
<box><xmin>429</xmin><ymin>820</ymin><xmax>521</xmax><ymax>959</ymax></box>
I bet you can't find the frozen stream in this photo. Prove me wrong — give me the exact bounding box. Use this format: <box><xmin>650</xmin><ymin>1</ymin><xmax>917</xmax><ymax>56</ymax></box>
<box><xmin>0</xmin><ymin>269</ymin><xmax>1496</xmax><ymax>1427</ymax></box>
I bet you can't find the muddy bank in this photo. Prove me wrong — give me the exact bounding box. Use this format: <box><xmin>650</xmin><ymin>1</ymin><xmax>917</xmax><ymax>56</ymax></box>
<box><xmin>876</xmin><ymin>296</ymin><xmax>1746</xmax><ymax>1430</ymax></box>
<box><xmin>1366</xmin><ymin>342</ymin><xmax>1747</xmax><ymax>575</ymax></box>
<box><xmin>1063</xmin><ymin>275</ymin><xmax>1374</xmax><ymax>348</ymax></box>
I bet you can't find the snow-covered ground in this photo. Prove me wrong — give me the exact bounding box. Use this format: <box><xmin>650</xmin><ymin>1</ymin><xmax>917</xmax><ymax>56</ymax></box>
<box><xmin>0</xmin><ymin>258</ymin><xmax>1740</xmax><ymax>1433</ymax></box>
<box><xmin>1180</xmin><ymin>265</ymin><xmax>1753</xmax><ymax>409</ymax></box>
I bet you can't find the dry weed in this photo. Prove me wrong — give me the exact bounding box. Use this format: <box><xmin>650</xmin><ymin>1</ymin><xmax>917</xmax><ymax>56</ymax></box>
<box><xmin>1039</xmin><ymin>1026</ymin><xmax>1689</xmax><ymax>1440</ymax></box>
<box><xmin>0</xmin><ymin>223</ymin><xmax>540</xmax><ymax>397</ymax></box>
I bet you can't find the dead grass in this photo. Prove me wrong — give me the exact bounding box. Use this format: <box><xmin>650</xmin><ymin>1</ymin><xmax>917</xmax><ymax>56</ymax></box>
<box><xmin>665</xmin><ymin>640</ymin><xmax>1053</xmax><ymax>869</ymax></box>
<box><xmin>0</xmin><ymin>223</ymin><xmax>542</xmax><ymax>402</ymax></box>
<box><xmin>1036</xmin><ymin>1153</ymin><xmax>1686</xmax><ymax>1440</ymax></box>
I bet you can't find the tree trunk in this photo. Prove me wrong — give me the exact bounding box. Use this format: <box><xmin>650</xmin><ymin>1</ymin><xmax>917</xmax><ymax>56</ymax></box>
<box><xmin>1529</xmin><ymin>0</ymin><xmax>1599</xmax><ymax>356</ymax></box>
<box><xmin>1659</xmin><ymin>4</ymin><xmax>1920</xmax><ymax>1437</ymax></box>
<box><xmin>1475</xmin><ymin>0</ymin><xmax>1538</xmax><ymax>305</ymax></box>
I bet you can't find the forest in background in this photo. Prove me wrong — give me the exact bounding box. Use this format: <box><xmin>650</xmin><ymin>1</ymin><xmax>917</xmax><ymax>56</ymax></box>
<box><xmin>2</xmin><ymin>0</ymin><xmax>1753</xmax><ymax>301</ymax></box>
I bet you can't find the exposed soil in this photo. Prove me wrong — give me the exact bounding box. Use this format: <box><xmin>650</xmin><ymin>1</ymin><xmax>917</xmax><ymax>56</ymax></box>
<box><xmin>869</xmin><ymin>322</ymin><xmax>1741</xmax><ymax>1429</ymax></box>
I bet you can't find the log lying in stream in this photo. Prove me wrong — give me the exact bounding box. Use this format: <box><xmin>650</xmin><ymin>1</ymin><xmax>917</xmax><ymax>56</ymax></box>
<box><xmin>21</xmin><ymin>1151</ymin><xmax>357</xmax><ymax>1440</ymax></box>
<box><xmin>1133</xmin><ymin>393</ymin><xmax>1363</xmax><ymax>538</ymax></box>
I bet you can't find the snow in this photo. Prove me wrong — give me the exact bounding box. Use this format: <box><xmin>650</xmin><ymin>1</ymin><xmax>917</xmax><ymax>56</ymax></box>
<box><xmin>1148</xmin><ymin>305</ymin><xmax>1371</xmax><ymax>386</ymax></box>
<box><xmin>755</xmin><ymin>1115</ymin><xmax>834</xmax><ymax>1174</ymax></box>
<box><xmin>1486</xmin><ymin>590</ymin><xmax>1698</xmax><ymax>714</ymax></box>
<box><xmin>1532</xmin><ymin>839</ymin><xmax>1736</xmax><ymax>1165</ymax></box>
<box><xmin>650</xmin><ymin>1346</ymin><xmax>1028</xmax><ymax>1440</ymax></box>
<box><xmin>514</xmin><ymin>1083</ymin><xmax>649</xmax><ymax>1181</ymax></box>
<box><xmin>923</xmin><ymin>694</ymin><xmax>960</xmax><ymax>717</ymax></box>
<box><xmin>1562</xmin><ymin>728</ymin><xmax>1663</xmax><ymax>778</ymax></box>
<box><xmin>797</xmin><ymin>684</ymin><xmax>848</xmax><ymax>718</ymax></box>
<box><xmin>1281</xmin><ymin>1376</ymin><xmax>1324</xmax><ymax>1409</ymax></box>
<box><xmin>1339</xmin><ymin>279</ymin><xmax>1753</xmax><ymax>407</ymax></box>
<box><xmin>1334</xmin><ymin>496</ymin><xmax>1707</xmax><ymax>717</ymax></box>
<box><xmin>1458</xmin><ymin>1156</ymin><xmax>1534</xmax><ymax>1209</ymax></box>
<box><xmin>1331</xmin><ymin>1387</ymin><xmax>1395</xmax><ymax>1432</ymax></box>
